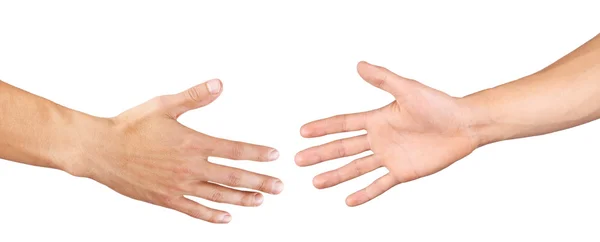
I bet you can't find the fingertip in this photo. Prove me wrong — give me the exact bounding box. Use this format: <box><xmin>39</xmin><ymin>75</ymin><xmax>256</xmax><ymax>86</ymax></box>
<box><xmin>268</xmin><ymin>149</ymin><xmax>280</xmax><ymax>161</ymax></box>
<box><xmin>272</xmin><ymin>180</ymin><xmax>284</xmax><ymax>194</ymax></box>
<box><xmin>206</xmin><ymin>79</ymin><xmax>222</xmax><ymax>95</ymax></box>
<box><xmin>294</xmin><ymin>153</ymin><xmax>304</xmax><ymax>166</ymax></box>
<box><xmin>217</xmin><ymin>213</ymin><xmax>232</xmax><ymax>224</ymax></box>
<box><xmin>357</xmin><ymin>60</ymin><xmax>379</xmax><ymax>75</ymax></box>
<box><xmin>345</xmin><ymin>196</ymin><xmax>357</xmax><ymax>207</ymax></box>
<box><xmin>312</xmin><ymin>176</ymin><xmax>325</xmax><ymax>189</ymax></box>
<box><xmin>357</xmin><ymin>60</ymin><xmax>369</xmax><ymax>69</ymax></box>
<box><xmin>300</xmin><ymin>125</ymin><xmax>312</xmax><ymax>138</ymax></box>
<box><xmin>357</xmin><ymin>60</ymin><xmax>376</xmax><ymax>72</ymax></box>
<box><xmin>253</xmin><ymin>193</ymin><xmax>264</xmax><ymax>206</ymax></box>
<box><xmin>294</xmin><ymin>152</ymin><xmax>313</xmax><ymax>167</ymax></box>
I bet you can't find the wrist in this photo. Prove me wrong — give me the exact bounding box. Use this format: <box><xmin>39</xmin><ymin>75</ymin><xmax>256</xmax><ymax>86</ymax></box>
<box><xmin>52</xmin><ymin>108</ymin><xmax>115</xmax><ymax>178</ymax></box>
<box><xmin>457</xmin><ymin>88</ymin><xmax>508</xmax><ymax>148</ymax></box>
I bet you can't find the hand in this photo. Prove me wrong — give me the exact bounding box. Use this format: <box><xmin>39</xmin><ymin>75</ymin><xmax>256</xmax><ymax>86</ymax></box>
<box><xmin>69</xmin><ymin>79</ymin><xmax>283</xmax><ymax>223</ymax></box>
<box><xmin>295</xmin><ymin>61</ymin><xmax>481</xmax><ymax>206</ymax></box>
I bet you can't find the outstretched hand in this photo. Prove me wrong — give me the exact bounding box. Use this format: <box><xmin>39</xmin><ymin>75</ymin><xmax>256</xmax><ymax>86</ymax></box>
<box><xmin>72</xmin><ymin>79</ymin><xmax>283</xmax><ymax>223</ymax></box>
<box><xmin>296</xmin><ymin>61</ymin><xmax>480</xmax><ymax>206</ymax></box>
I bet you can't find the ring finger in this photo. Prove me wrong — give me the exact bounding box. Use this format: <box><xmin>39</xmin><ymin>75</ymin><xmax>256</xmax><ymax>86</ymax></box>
<box><xmin>187</xmin><ymin>181</ymin><xmax>264</xmax><ymax>207</ymax></box>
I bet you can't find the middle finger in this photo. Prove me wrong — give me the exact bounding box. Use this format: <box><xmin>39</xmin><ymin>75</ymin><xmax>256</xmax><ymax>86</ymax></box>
<box><xmin>205</xmin><ymin>163</ymin><xmax>284</xmax><ymax>195</ymax></box>
<box><xmin>295</xmin><ymin>134</ymin><xmax>370</xmax><ymax>166</ymax></box>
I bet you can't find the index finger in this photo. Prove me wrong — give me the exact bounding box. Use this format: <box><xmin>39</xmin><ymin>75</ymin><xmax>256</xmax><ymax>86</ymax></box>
<box><xmin>300</xmin><ymin>111</ymin><xmax>369</xmax><ymax>138</ymax></box>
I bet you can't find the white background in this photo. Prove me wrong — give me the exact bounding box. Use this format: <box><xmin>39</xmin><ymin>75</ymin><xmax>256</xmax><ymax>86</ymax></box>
<box><xmin>1</xmin><ymin>1</ymin><xmax>599</xmax><ymax>241</ymax></box>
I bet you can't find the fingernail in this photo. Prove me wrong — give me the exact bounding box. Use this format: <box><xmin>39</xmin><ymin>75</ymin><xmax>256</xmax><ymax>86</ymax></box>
<box><xmin>268</xmin><ymin>150</ymin><xmax>280</xmax><ymax>161</ymax></box>
<box><xmin>206</xmin><ymin>79</ymin><xmax>221</xmax><ymax>94</ymax></box>
<box><xmin>254</xmin><ymin>193</ymin><xmax>264</xmax><ymax>205</ymax></box>
<box><xmin>220</xmin><ymin>214</ymin><xmax>232</xmax><ymax>223</ymax></box>
<box><xmin>272</xmin><ymin>181</ymin><xmax>284</xmax><ymax>194</ymax></box>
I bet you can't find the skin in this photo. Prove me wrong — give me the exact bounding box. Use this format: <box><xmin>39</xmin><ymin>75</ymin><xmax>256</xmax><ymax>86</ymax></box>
<box><xmin>0</xmin><ymin>79</ymin><xmax>283</xmax><ymax>224</ymax></box>
<box><xmin>296</xmin><ymin>33</ymin><xmax>600</xmax><ymax>207</ymax></box>
<box><xmin>2</xmin><ymin>34</ymin><xmax>599</xmax><ymax>224</ymax></box>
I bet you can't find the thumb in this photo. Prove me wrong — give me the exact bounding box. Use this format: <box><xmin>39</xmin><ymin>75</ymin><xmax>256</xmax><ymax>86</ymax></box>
<box><xmin>357</xmin><ymin>61</ymin><xmax>419</xmax><ymax>101</ymax></box>
<box><xmin>167</xmin><ymin>79</ymin><xmax>223</xmax><ymax>118</ymax></box>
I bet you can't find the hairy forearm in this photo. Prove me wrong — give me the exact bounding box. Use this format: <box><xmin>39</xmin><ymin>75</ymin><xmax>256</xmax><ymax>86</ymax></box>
<box><xmin>0</xmin><ymin>81</ymin><xmax>107</xmax><ymax>175</ymax></box>
<box><xmin>463</xmin><ymin>34</ymin><xmax>600</xmax><ymax>146</ymax></box>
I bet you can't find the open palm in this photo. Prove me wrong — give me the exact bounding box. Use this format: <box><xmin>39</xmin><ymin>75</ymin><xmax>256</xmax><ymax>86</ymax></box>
<box><xmin>295</xmin><ymin>61</ymin><xmax>480</xmax><ymax>206</ymax></box>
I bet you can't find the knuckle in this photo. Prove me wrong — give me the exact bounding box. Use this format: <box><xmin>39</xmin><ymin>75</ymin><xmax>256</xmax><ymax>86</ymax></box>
<box><xmin>340</xmin><ymin>115</ymin><xmax>348</xmax><ymax>132</ymax></box>
<box><xmin>179</xmin><ymin>135</ymin><xmax>201</xmax><ymax>152</ymax></box>
<box><xmin>200</xmin><ymin>145</ymin><xmax>214</xmax><ymax>155</ymax></box>
<box><xmin>189</xmin><ymin>209</ymin><xmax>206</xmax><ymax>220</ymax></box>
<box><xmin>374</xmin><ymin>180</ymin><xmax>386</xmax><ymax>192</ymax></box>
<box><xmin>227</xmin><ymin>171</ymin><xmax>242</xmax><ymax>186</ymax></box>
<box><xmin>151</xmin><ymin>95</ymin><xmax>168</xmax><ymax>107</ymax></box>
<box><xmin>313</xmin><ymin>154</ymin><xmax>323</xmax><ymax>164</ymax></box>
<box><xmin>352</xmin><ymin>159</ymin><xmax>363</xmax><ymax>176</ymax></box>
<box><xmin>257</xmin><ymin>148</ymin><xmax>268</xmax><ymax>161</ymax></box>
<box><xmin>171</xmin><ymin>183</ymin><xmax>188</xmax><ymax>194</ymax></box>
<box><xmin>241</xmin><ymin>194</ymin><xmax>255</xmax><ymax>206</ymax></box>
<box><xmin>146</xmin><ymin>95</ymin><xmax>171</xmax><ymax>113</ymax></box>
<box><xmin>186</xmin><ymin>86</ymin><xmax>204</xmax><ymax>102</ymax></box>
<box><xmin>365</xmin><ymin>188</ymin><xmax>376</xmax><ymax>200</ymax></box>
<box><xmin>372</xmin><ymin>66</ymin><xmax>389</xmax><ymax>88</ymax></box>
<box><xmin>376</xmin><ymin>74</ymin><xmax>387</xmax><ymax>88</ymax></box>
<box><xmin>257</xmin><ymin>178</ymin><xmax>269</xmax><ymax>192</ymax></box>
<box><xmin>361</xmin><ymin>112</ymin><xmax>371</xmax><ymax>128</ymax></box>
<box><xmin>159</xmin><ymin>194</ymin><xmax>177</xmax><ymax>207</ymax></box>
<box><xmin>193</xmin><ymin>135</ymin><xmax>213</xmax><ymax>154</ymax></box>
<box><xmin>333</xmin><ymin>169</ymin><xmax>343</xmax><ymax>184</ymax></box>
<box><xmin>209</xmin><ymin>190</ymin><xmax>224</xmax><ymax>203</ymax></box>
<box><xmin>229</xmin><ymin>142</ymin><xmax>244</xmax><ymax>159</ymax></box>
<box><xmin>336</xmin><ymin>139</ymin><xmax>347</xmax><ymax>157</ymax></box>
<box><xmin>173</xmin><ymin>162</ymin><xmax>195</xmax><ymax>177</ymax></box>
<box><xmin>161</xmin><ymin>95</ymin><xmax>179</xmax><ymax>109</ymax></box>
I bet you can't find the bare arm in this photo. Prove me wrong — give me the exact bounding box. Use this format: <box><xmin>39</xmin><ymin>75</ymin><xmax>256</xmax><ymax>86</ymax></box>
<box><xmin>463</xmin><ymin>33</ymin><xmax>600</xmax><ymax>146</ymax></box>
<box><xmin>0</xmin><ymin>81</ymin><xmax>103</xmax><ymax>172</ymax></box>
<box><xmin>0</xmin><ymin>79</ymin><xmax>283</xmax><ymax>223</ymax></box>
<box><xmin>296</xmin><ymin>33</ymin><xmax>600</xmax><ymax>206</ymax></box>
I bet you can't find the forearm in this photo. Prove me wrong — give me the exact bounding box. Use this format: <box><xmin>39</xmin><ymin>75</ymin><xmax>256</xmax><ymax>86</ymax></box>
<box><xmin>0</xmin><ymin>81</ymin><xmax>108</xmax><ymax>175</ymax></box>
<box><xmin>463</xmin><ymin>33</ymin><xmax>600</xmax><ymax>146</ymax></box>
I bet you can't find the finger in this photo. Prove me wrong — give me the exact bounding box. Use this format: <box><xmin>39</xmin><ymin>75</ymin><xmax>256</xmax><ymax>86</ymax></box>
<box><xmin>312</xmin><ymin>155</ymin><xmax>381</xmax><ymax>189</ymax></box>
<box><xmin>345</xmin><ymin>173</ymin><xmax>398</xmax><ymax>207</ymax></box>
<box><xmin>169</xmin><ymin>196</ymin><xmax>231</xmax><ymax>223</ymax></box>
<box><xmin>357</xmin><ymin>61</ymin><xmax>417</xmax><ymax>100</ymax></box>
<box><xmin>295</xmin><ymin>134</ymin><xmax>370</xmax><ymax>167</ymax></box>
<box><xmin>187</xmin><ymin>182</ymin><xmax>264</xmax><ymax>207</ymax></box>
<box><xmin>300</xmin><ymin>112</ymin><xmax>368</xmax><ymax>138</ymax></box>
<box><xmin>205</xmin><ymin>135</ymin><xmax>280</xmax><ymax>162</ymax></box>
<box><xmin>206</xmin><ymin>164</ymin><xmax>284</xmax><ymax>195</ymax></box>
<box><xmin>166</xmin><ymin>79</ymin><xmax>223</xmax><ymax>118</ymax></box>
